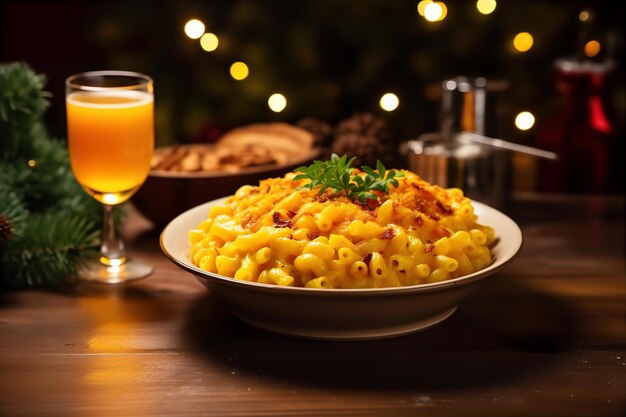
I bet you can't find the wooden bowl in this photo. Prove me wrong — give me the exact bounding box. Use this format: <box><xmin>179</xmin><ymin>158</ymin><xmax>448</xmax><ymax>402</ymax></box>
<box><xmin>132</xmin><ymin>145</ymin><xmax>320</xmax><ymax>227</ymax></box>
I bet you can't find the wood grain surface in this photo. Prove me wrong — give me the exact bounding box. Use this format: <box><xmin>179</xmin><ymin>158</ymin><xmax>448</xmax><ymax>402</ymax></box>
<box><xmin>1</xmin><ymin>194</ymin><xmax>624</xmax><ymax>417</ymax></box>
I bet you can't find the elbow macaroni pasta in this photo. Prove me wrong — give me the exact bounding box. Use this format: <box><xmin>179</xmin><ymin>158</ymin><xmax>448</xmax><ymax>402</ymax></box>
<box><xmin>189</xmin><ymin>170</ymin><xmax>495</xmax><ymax>289</ymax></box>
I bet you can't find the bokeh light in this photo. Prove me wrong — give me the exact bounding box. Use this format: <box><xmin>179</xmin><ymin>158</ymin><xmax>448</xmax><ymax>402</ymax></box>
<box><xmin>379</xmin><ymin>93</ymin><xmax>400</xmax><ymax>111</ymax></box>
<box><xmin>513</xmin><ymin>32</ymin><xmax>533</xmax><ymax>52</ymax></box>
<box><xmin>436</xmin><ymin>2</ymin><xmax>447</xmax><ymax>21</ymax></box>
<box><xmin>379</xmin><ymin>93</ymin><xmax>399</xmax><ymax>111</ymax></box>
<box><xmin>579</xmin><ymin>10</ymin><xmax>590</xmax><ymax>22</ymax></box>
<box><xmin>184</xmin><ymin>19</ymin><xmax>205</xmax><ymax>39</ymax></box>
<box><xmin>417</xmin><ymin>0</ymin><xmax>433</xmax><ymax>16</ymax></box>
<box><xmin>230</xmin><ymin>62</ymin><xmax>249</xmax><ymax>80</ymax></box>
<box><xmin>424</xmin><ymin>2</ymin><xmax>446</xmax><ymax>22</ymax></box>
<box><xmin>476</xmin><ymin>0</ymin><xmax>497</xmax><ymax>15</ymax></box>
<box><xmin>200</xmin><ymin>33</ymin><xmax>219</xmax><ymax>52</ymax></box>
<box><xmin>268</xmin><ymin>94</ymin><xmax>287</xmax><ymax>112</ymax></box>
<box><xmin>584</xmin><ymin>40</ymin><xmax>601</xmax><ymax>57</ymax></box>
<box><xmin>515</xmin><ymin>111</ymin><xmax>535</xmax><ymax>130</ymax></box>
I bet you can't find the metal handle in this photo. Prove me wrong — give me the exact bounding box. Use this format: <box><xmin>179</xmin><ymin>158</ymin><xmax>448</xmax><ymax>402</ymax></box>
<box><xmin>457</xmin><ymin>132</ymin><xmax>558</xmax><ymax>160</ymax></box>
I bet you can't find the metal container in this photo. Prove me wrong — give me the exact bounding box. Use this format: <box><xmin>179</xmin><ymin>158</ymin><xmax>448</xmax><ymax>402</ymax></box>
<box><xmin>408</xmin><ymin>134</ymin><xmax>510</xmax><ymax>208</ymax></box>
<box><xmin>408</xmin><ymin>77</ymin><xmax>511</xmax><ymax>208</ymax></box>
<box><xmin>440</xmin><ymin>76</ymin><xmax>510</xmax><ymax>140</ymax></box>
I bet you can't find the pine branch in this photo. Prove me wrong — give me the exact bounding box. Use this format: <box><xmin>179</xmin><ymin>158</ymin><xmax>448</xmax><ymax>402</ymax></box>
<box><xmin>0</xmin><ymin>62</ymin><xmax>104</xmax><ymax>289</ymax></box>
<box><xmin>0</xmin><ymin>214</ymin><xmax>99</xmax><ymax>289</ymax></box>
<box><xmin>0</xmin><ymin>62</ymin><xmax>50</xmax><ymax>159</ymax></box>
<box><xmin>0</xmin><ymin>142</ymin><xmax>100</xmax><ymax>220</ymax></box>
<box><xmin>0</xmin><ymin>182</ymin><xmax>28</xmax><ymax>241</ymax></box>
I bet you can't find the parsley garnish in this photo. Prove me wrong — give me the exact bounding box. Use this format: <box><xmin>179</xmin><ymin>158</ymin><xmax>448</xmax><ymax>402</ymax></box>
<box><xmin>294</xmin><ymin>154</ymin><xmax>404</xmax><ymax>203</ymax></box>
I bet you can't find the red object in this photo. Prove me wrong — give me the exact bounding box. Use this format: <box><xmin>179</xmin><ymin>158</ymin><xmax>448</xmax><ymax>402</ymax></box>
<box><xmin>536</xmin><ymin>59</ymin><xmax>622</xmax><ymax>193</ymax></box>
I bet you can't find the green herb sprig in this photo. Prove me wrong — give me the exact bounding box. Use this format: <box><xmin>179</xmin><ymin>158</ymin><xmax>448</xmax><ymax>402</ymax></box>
<box><xmin>294</xmin><ymin>154</ymin><xmax>404</xmax><ymax>203</ymax></box>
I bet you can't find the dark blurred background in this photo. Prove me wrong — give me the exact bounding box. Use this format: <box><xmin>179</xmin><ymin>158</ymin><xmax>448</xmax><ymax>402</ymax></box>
<box><xmin>1</xmin><ymin>0</ymin><xmax>624</xmax><ymax>193</ymax></box>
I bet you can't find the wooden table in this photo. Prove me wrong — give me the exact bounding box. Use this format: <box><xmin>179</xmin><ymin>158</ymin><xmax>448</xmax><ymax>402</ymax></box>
<box><xmin>1</xmin><ymin>194</ymin><xmax>624</xmax><ymax>417</ymax></box>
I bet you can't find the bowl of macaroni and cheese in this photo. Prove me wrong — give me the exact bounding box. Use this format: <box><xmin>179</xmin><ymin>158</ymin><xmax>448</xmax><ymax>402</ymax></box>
<box><xmin>160</xmin><ymin>168</ymin><xmax>522</xmax><ymax>340</ymax></box>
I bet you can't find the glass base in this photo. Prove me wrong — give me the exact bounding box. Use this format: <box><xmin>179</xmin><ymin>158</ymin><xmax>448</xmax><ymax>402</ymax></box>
<box><xmin>79</xmin><ymin>259</ymin><xmax>153</xmax><ymax>284</ymax></box>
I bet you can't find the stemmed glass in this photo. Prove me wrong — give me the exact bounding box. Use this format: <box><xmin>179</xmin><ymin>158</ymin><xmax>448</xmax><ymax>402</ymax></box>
<box><xmin>66</xmin><ymin>71</ymin><xmax>154</xmax><ymax>283</ymax></box>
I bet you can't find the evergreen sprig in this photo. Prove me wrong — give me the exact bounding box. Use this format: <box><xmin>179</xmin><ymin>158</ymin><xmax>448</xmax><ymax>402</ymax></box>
<box><xmin>294</xmin><ymin>153</ymin><xmax>404</xmax><ymax>203</ymax></box>
<box><xmin>0</xmin><ymin>215</ymin><xmax>99</xmax><ymax>288</ymax></box>
<box><xmin>0</xmin><ymin>62</ymin><xmax>50</xmax><ymax>159</ymax></box>
<box><xmin>0</xmin><ymin>183</ymin><xmax>28</xmax><ymax>243</ymax></box>
<box><xmin>0</xmin><ymin>62</ymin><xmax>101</xmax><ymax>290</ymax></box>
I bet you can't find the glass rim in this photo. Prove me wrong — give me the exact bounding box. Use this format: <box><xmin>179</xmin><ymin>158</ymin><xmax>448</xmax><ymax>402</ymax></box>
<box><xmin>66</xmin><ymin>70</ymin><xmax>153</xmax><ymax>92</ymax></box>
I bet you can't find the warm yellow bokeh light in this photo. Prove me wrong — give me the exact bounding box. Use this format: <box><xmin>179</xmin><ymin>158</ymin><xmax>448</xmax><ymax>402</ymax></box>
<box><xmin>184</xmin><ymin>19</ymin><xmax>205</xmax><ymax>39</ymax></box>
<box><xmin>437</xmin><ymin>2</ymin><xmax>447</xmax><ymax>20</ymax></box>
<box><xmin>380</xmin><ymin>93</ymin><xmax>399</xmax><ymax>112</ymax></box>
<box><xmin>579</xmin><ymin>10</ymin><xmax>590</xmax><ymax>22</ymax></box>
<box><xmin>513</xmin><ymin>32</ymin><xmax>534</xmax><ymax>52</ymax></box>
<box><xmin>200</xmin><ymin>33</ymin><xmax>219</xmax><ymax>52</ymax></box>
<box><xmin>417</xmin><ymin>0</ymin><xmax>433</xmax><ymax>16</ymax></box>
<box><xmin>515</xmin><ymin>111</ymin><xmax>535</xmax><ymax>130</ymax></box>
<box><xmin>476</xmin><ymin>0</ymin><xmax>497</xmax><ymax>15</ymax></box>
<box><xmin>584</xmin><ymin>40</ymin><xmax>601</xmax><ymax>58</ymax></box>
<box><xmin>268</xmin><ymin>94</ymin><xmax>287</xmax><ymax>113</ymax></box>
<box><xmin>424</xmin><ymin>2</ymin><xmax>445</xmax><ymax>22</ymax></box>
<box><xmin>230</xmin><ymin>62</ymin><xmax>249</xmax><ymax>80</ymax></box>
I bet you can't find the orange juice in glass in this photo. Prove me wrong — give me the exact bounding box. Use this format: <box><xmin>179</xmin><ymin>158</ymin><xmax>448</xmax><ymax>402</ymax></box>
<box><xmin>67</xmin><ymin>90</ymin><xmax>153</xmax><ymax>205</ymax></box>
<box><xmin>66</xmin><ymin>71</ymin><xmax>154</xmax><ymax>283</ymax></box>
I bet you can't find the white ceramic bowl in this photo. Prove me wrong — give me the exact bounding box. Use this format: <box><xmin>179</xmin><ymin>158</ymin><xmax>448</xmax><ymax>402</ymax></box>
<box><xmin>161</xmin><ymin>198</ymin><xmax>522</xmax><ymax>340</ymax></box>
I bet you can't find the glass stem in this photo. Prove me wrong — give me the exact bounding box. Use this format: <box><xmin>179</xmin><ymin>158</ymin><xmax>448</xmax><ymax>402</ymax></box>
<box><xmin>100</xmin><ymin>204</ymin><xmax>126</xmax><ymax>266</ymax></box>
